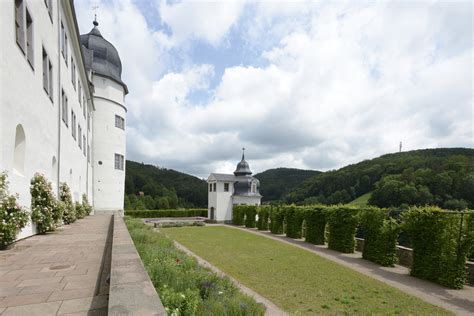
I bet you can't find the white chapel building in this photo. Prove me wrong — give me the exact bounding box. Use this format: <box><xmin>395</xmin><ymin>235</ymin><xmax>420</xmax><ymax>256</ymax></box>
<box><xmin>0</xmin><ymin>0</ymin><xmax>127</xmax><ymax>239</ymax></box>
<box><xmin>207</xmin><ymin>151</ymin><xmax>262</xmax><ymax>222</ymax></box>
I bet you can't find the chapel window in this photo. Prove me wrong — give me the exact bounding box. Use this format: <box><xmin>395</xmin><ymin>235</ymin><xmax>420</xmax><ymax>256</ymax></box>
<box><xmin>224</xmin><ymin>183</ymin><xmax>229</xmax><ymax>192</ymax></box>
<box><xmin>115</xmin><ymin>154</ymin><xmax>124</xmax><ymax>170</ymax></box>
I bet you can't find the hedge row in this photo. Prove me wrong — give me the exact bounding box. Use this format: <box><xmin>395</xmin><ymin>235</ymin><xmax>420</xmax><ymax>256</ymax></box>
<box><xmin>231</xmin><ymin>204</ymin><xmax>474</xmax><ymax>289</ymax></box>
<box><xmin>125</xmin><ymin>209</ymin><xmax>207</xmax><ymax>218</ymax></box>
<box><xmin>403</xmin><ymin>207</ymin><xmax>474</xmax><ymax>289</ymax></box>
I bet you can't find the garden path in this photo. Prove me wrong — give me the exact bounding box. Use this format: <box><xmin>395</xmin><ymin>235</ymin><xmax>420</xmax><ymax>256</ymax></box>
<box><xmin>226</xmin><ymin>225</ymin><xmax>474</xmax><ymax>316</ymax></box>
<box><xmin>0</xmin><ymin>215</ymin><xmax>112</xmax><ymax>315</ymax></box>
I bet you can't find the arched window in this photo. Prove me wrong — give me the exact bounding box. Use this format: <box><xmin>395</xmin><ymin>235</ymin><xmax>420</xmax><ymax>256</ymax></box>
<box><xmin>13</xmin><ymin>124</ymin><xmax>26</xmax><ymax>175</ymax></box>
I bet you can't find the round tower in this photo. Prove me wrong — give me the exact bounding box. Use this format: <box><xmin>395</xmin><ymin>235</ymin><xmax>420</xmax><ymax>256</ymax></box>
<box><xmin>80</xmin><ymin>21</ymin><xmax>128</xmax><ymax>212</ymax></box>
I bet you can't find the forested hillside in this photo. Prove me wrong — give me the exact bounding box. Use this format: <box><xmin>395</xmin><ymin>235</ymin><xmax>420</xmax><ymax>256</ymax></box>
<box><xmin>285</xmin><ymin>148</ymin><xmax>474</xmax><ymax>210</ymax></box>
<box><xmin>254</xmin><ymin>168</ymin><xmax>320</xmax><ymax>202</ymax></box>
<box><xmin>124</xmin><ymin>160</ymin><xmax>207</xmax><ymax>209</ymax></box>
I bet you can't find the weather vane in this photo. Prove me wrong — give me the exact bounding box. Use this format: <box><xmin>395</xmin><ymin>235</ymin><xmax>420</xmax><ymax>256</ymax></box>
<box><xmin>92</xmin><ymin>4</ymin><xmax>99</xmax><ymax>25</ymax></box>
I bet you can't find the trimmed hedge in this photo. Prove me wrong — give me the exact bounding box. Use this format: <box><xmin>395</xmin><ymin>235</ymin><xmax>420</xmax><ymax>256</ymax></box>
<box><xmin>284</xmin><ymin>205</ymin><xmax>304</xmax><ymax>239</ymax></box>
<box><xmin>243</xmin><ymin>206</ymin><xmax>257</xmax><ymax>228</ymax></box>
<box><xmin>257</xmin><ymin>206</ymin><xmax>270</xmax><ymax>230</ymax></box>
<box><xmin>232</xmin><ymin>205</ymin><xmax>246</xmax><ymax>225</ymax></box>
<box><xmin>403</xmin><ymin>207</ymin><xmax>474</xmax><ymax>289</ymax></box>
<box><xmin>270</xmin><ymin>206</ymin><xmax>285</xmax><ymax>234</ymax></box>
<box><xmin>305</xmin><ymin>206</ymin><xmax>326</xmax><ymax>245</ymax></box>
<box><xmin>125</xmin><ymin>209</ymin><xmax>207</xmax><ymax>218</ymax></box>
<box><xmin>326</xmin><ymin>206</ymin><xmax>360</xmax><ymax>253</ymax></box>
<box><xmin>360</xmin><ymin>207</ymin><xmax>400</xmax><ymax>266</ymax></box>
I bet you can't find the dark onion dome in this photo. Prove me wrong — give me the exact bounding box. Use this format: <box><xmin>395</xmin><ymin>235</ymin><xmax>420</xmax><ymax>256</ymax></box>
<box><xmin>80</xmin><ymin>21</ymin><xmax>128</xmax><ymax>94</ymax></box>
<box><xmin>233</xmin><ymin>177</ymin><xmax>261</xmax><ymax>196</ymax></box>
<box><xmin>234</xmin><ymin>152</ymin><xmax>252</xmax><ymax>176</ymax></box>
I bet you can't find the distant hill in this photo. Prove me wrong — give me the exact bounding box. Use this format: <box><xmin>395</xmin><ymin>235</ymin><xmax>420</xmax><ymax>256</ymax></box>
<box><xmin>254</xmin><ymin>168</ymin><xmax>321</xmax><ymax>202</ymax></box>
<box><xmin>285</xmin><ymin>148</ymin><xmax>474</xmax><ymax>210</ymax></box>
<box><xmin>125</xmin><ymin>160</ymin><xmax>207</xmax><ymax>209</ymax></box>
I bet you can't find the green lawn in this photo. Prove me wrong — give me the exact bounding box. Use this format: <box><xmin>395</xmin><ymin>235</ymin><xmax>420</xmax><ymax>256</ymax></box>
<box><xmin>348</xmin><ymin>192</ymin><xmax>372</xmax><ymax>207</ymax></box>
<box><xmin>164</xmin><ymin>226</ymin><xmax>450</xmax><ymax>315</ymax></box>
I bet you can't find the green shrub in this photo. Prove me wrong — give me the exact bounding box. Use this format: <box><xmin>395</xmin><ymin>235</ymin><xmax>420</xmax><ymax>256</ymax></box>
<box><xmin>257</xmin><ymin>206</ymin><xmax>270</xmax><ymax>231</ymax></box>
<box><xmin>59</xmin><ymin>183</ymin><xmax>76</xmax><ymax>224</ymax></box>
<box><xmin>270</xmin><ymin>206</ymin><xmax>284</xmax><ymax>234</ymax></box>
<box><xmin>125</xmin><ymin>218</ymin><xmax>265</xmax><ymax>316</ymax></box>
<box><xmin>232</xmin><ymin>205</ymin><xmax>245</xmax><ymax>226</ymax></box>
<box><xmin>284</xmin><ymin>205</ymin><xmax>304</xmax><ymax>239</ymax></box>
<box><xmin>244</xmin><ymin>206</ymin><xmax>257</xmax><ymax>228</ymax></box>
<box><xmin>0</xmin><ymin>172</ymin><xmax>29</xmax><ymax>248</ymax></box>
<box><xmin>75</xmin><ymin>202</ymin><xmax>85</xmax><ymax>219</ymax></box>
<box><xmin>403</xmin><ymin>207</ymin><xmax>474</xmax><ymax>289</ymax></box>
<box><xmin>125</xmin><ymin>209</ymin><xmax>208</xmax><ymax>218</ymax></box>
<box><xmin>360</xmin><ymin>207</ymin><xmax>400</xmax><ymax>266</ymax></box>
<box><xmin>305</xmin><ymin>205</ymin><xmax>327</xmax><ymax>245</ymax></box>
<box><xmin>82</xmin><ymin>194</ymin><xmax>92</xmax><ymax>215</ymax></box>
<box><xmin>326</xmin><ymin>206</ymin><xmax>360</xmax><ymax>253</ymax></box>
<box><xmin>31</xmin><ymin>174</ymin><xmax>60</xmax><ymax>234</ymax></box>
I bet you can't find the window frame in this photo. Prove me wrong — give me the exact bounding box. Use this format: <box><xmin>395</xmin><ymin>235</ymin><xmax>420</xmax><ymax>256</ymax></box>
<box><xmin>224</xmin><ymin>183</ymin><xmax>229</xmax><ymax>192</ymax></box>
<box><xmin>114</xmin><ymin>153</ymin><xmax>124</xmax><ymax>171</ymax></box>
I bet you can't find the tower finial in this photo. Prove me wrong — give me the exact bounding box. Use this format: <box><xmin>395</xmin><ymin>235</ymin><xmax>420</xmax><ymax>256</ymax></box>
<box><xmin>242</xmin><ymin>147</ymin><xmax>245</xmax><ymax>160</ymax></box>
<box><xmin>92</xmin><ymin>5</ymin><xmax>99</xmax><ymax>26</ymax></box>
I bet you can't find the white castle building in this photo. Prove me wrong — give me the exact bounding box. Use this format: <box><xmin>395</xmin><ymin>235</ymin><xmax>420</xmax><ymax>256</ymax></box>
<box><xmin>207</xmin><ymin>151</ymin><xmax>262</xmax><ymax>222</ymax></box>
<box><xmin>0</xmin><ymin>0</ymin><xmax>127</xmax><ymax>239</ymax></box>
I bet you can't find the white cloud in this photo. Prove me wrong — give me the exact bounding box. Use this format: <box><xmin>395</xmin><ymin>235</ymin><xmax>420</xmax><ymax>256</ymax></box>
<box><xmin>156</xmin><ymin>0</ymin><xmax>246</xmax><ymax>48</ymax></box>
<box><xmin>76</xmin><ymin>1</ymin><xmax>473</xmax><ymax>178</ymax></box>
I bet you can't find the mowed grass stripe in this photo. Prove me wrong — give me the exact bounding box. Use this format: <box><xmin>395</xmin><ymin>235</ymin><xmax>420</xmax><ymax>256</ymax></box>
<box><xmin>164</xmin><ymin>226</ymin><xmax>450</xmax><ymax>315</ymax></box>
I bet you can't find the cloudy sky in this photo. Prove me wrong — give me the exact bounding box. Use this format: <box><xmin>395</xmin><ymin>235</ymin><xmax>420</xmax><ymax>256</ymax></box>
<box><xmin>75</xmin><ymin>0</ymin><xmax>473</xmax><ymax>178</ymax></box>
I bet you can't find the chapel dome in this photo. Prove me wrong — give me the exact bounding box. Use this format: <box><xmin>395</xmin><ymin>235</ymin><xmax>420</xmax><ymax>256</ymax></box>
<box><xmin>80</xmin><ymin>21</ymin><xmax>128</xmax><ymax>94</ymax></box>
<box><xmin>234</xmin><ymin>151</ymin><xmax>252</xmax><ymax>176</ymax></box>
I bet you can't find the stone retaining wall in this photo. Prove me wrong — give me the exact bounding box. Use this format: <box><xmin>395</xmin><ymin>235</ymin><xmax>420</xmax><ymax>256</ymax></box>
<box><xmin>355</xmin><ymin>238</ymin><xmax>474</xmax><ymax>286</ymax></box>
<box><xmin>108</xmin><ymin>214</ymin><xmax>166</xmax><ymax>315</ymax></box>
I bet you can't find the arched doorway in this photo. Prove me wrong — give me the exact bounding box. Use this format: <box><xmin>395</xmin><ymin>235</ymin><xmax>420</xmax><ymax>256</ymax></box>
<box><xmin>210</xmin><ymin>207</ymin><xmax>215</xmax><ymax>220</ymax></box>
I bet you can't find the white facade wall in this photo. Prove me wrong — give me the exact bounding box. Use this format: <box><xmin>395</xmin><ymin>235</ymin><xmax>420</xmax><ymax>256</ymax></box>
<box><xmin>0</xmin><ymin>0</ymin><xmax>101</xmax><ymax>240</ymax></box>
<box><xmin>92</xmin><ymin>76</ymin><xmax>126</xmax><ymax>211</ymax></box>
<box><xmin>232</xmin><ymin>195</ymin><xmax>261</xmax><ymax>207</ymax></box>
<box><xmin>207</xmin><ymin>181</ymin><xmax>234</xmax><ymax>222</ymax></box>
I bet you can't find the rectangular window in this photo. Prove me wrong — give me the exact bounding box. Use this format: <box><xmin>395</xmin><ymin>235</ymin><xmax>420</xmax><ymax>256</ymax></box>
<box><xmin>44</xmin><ymin>0</ymin><xmax>52</xmax><ymax>21</ymax></box>
<box><xmin>78</xmin><ymin>82</ymin><xmax>81</xmax><ymax>106</ymax></box>
<box><xmin>42</xmin><ymin>48</ymin><xmax>48</xmax><ymax>92</ymax></box>
<box><xmin>71</xmin><ymin>111</ymin><xmax>76</xmax><ymax>139</ymax></box>
<box><xmin>48</xmin><ymin>59</ymin><xmax>53</xmax><ymax>100</ymax></box>
<box><xmin>42</xmin><ymin>47</ymin><xmax>53</xmax><ymax>99</ymax></box>
<box><xmin>78</xmin><ymin>125</ymin><xmax>82</xmax><ymax>149</ymax></box>
<box><xmin>15</xmin><ymin>0</ymin><xmax>25</xmax><ymax>53</ymax></box>
<box><xmin>224</xmin><ymin>183</ymin><xmax>229</xmax><ymax>192</ymax></box>
<box><xmin>213</xmin><ymin>183</ymin><xmax>216</xmax><ymax>192</ymax></box>
<box><xmin>114</xmin><ymin>154</ymin><xmax>124</xmax><ymax>170</ymax></box>
<box><xmin>83</xmin><ymin>95</ymin><xmax>86</xmax><ymax>118</ymax></box>
<box><xmin>61</xmin><ymin>89</ymin><xmax>68</xmax><ymax>126</ymax></box>
<box><xmin>83</xmin><ymin>136</ymin><xmax>86</xmax><ymax>156</ymax></box>
<box><xmin>61</xmin><ymin>22</ymin><xmax>67</xmax><ymax>64</ymax></box>
<box><xmin>71</xmin><ymin>58</ymin><xmax>76</xmax><ymax>88</ymax></box>
<box><xmin>26</xmin><ymin>9</ymin><xmax>33</xmax><ymax>69</ymax></box>
<box><xmin>115</xmin><ymin>115</ymin><xmax>125</xmax><ymax>130</ymax></box>
<box><xmin>209</xmin><ymin>184</ymin><xmax>212</xmax><ymax>192</ymax></box>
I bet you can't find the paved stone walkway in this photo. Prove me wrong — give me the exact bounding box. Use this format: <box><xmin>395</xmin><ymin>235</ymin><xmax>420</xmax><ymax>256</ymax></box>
<box><xmin>228</xmin><ymin>225</ymin><xmax>474</xmax><ymax>316</ymax></box>
<box><xmin>0</xmin><ymin>215</ymin><xmax>112</xmax><ymax>316</ymax></box>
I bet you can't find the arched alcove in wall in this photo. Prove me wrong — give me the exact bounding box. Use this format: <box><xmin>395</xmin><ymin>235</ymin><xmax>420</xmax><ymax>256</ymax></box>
<box><xmin>51</xmin><ymin>156</ymin><xmax>57</xmax><ymax>183</ymax></box>
<box><xmin>13</xmin><ymin>124</ymin><xmax>26</xmax><ymax>175</ymax></box>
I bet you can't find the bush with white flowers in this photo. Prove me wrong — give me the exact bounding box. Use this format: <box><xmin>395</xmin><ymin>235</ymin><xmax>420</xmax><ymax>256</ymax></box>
<box><xmin>30</xmin><ymin>173</ymin><xmax>60</xmax><ymax>233</ymax></box>
<box><xmin>0</xmin><ymin>172</ymin><xmax>29</xmax><ymax>249</ymax></box>
<box><xmin>59</xmin><ymin>182</ymin><xmax>76</xmax><ymax>224</ymax></box>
